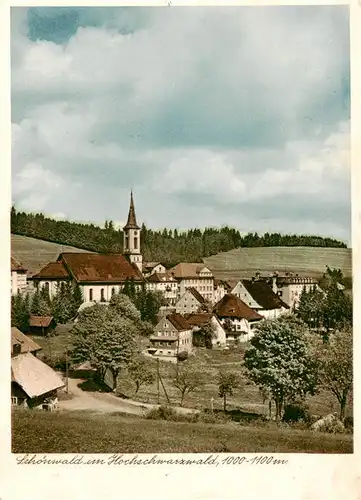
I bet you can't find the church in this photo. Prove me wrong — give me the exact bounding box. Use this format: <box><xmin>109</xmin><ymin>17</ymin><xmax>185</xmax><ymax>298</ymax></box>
<box><xmin>32</xmin><ymin>192</ymin><xmax>146</xmax><ymax>303</ymax></box>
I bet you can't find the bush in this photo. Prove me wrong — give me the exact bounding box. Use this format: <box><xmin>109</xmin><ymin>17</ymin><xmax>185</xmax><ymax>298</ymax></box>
<box><xmin>283</xmin><ymin>402</ymin><xmax>310</xmax><ymax>423</ymax></box>
<box><xmin>145</xmin><ymin>405</ymin><xmax>182</xmax><ymax>421</ymax></box>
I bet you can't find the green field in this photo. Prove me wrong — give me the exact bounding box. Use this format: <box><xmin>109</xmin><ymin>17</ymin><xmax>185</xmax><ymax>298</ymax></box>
<box><xmin>12</xmin><ymin>409</ymin><xmax>352</xmax><ymax>454</ymax></box>
<box><xmin>11</xmin><ymin>234</ymin><xmax>91</xmax><ymax>275</ymax></box>
<box><xmin>204</xmin><ymin>246</ymin><xmax>352</xmax><ymax>281</ymax></box>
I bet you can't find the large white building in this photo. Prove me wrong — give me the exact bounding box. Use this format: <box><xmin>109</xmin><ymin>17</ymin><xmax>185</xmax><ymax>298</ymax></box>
<box><xmin>11</xmin><ymin>257</ymin><xmax>27</xmax><ymax>296</ymax></box>
<box><xmin>167</xmin><ymin>263</ymin><xmax>215</xmax><ymax>303</ymax></box>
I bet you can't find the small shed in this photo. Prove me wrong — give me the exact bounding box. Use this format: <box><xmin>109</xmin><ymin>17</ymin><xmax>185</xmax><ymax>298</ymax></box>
<box><xmin>29</xmin><ymin>315</ymin><xmax>56</xmax><ymax>336</ymax></box>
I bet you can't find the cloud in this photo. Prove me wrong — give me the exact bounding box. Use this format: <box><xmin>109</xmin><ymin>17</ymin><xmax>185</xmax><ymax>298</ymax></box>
<box><xmin>10</xmin><ymin>7</ymin><xmax>351</xmax><ymax>242</ymax></box>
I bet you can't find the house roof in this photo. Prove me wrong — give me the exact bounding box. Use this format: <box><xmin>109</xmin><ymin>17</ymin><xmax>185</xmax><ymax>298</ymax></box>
<box><xmin>123</xmin><ymin>191</ymin><xmax>140</xmax><ymax>230</ymax></box>
<box><xmin>166</xmin><ymin>313</ymin><xmax>191</xmax><ymax>331</ymax></box>
<box><xmin>11</xmin><ymin>257</ymin><xmax>26</xmax><ymax>273</ymax></box>
<box><xmin>11</xmin><ymin>352</ymin><xmax>65</xmax><ymax>398</ymax></box>
<box><xmin>11</xmin><ymin>327</ymin><xmax>42</xmax><ymax>354</ymax></box>
<box><xmin>167</xmin><ymin>263</ymin><xmax>212</xmax><ymax>279</ymax></box>
<box><xmin>143</xmin><ymin>262</ymin><xmax>162</xmax><ymax>270</ymax></box>
<box><xmin>29</xmin><ymin>316</ymin><xmax>54</xmax><ymax>328</ymax></box>
<box><xmin>32</xmin><ymin>261</ymin><xmax>69</xmax><ymax>280</ymax></box>
<box><xmin>147</xmin><ymin>272</ymin><xmax>176</xmax><ymax>283</ymax></box>
<box><xmin>213</xmin><ymin>294</ymin><xmax>263</xmax><ymax>322</ymax></box>
<box><xmin>184</xmin><ymin>313</ymin><xmax>213</xmax><ymax>327</ymax></box>
<box><xmin>59</xmin><ymin>252</ymin><xmax>144</xmax><ymax>283</ymax></box>
<box><xmin>186</xmin><ymin>287</ymin><xmax>206</xmax><ymax>304</ymax></box>
<box><xmin>149</xmin><ymin>335</ymin><xmax>178</xmax><ymax>342</ymax></box>
<box><xmin>241</xmin><ymin>279</ymin><xmax>290</xmax><ymax>310</ymax></box>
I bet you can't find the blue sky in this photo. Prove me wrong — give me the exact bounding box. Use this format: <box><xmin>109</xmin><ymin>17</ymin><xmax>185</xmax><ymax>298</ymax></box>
<box><xmin>11</xmin><ymin>7</ymin><xmax>350</xmax><ymax>242</ymax></box>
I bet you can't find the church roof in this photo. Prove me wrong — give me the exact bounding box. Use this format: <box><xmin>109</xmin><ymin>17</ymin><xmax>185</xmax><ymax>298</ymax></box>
<box><xmin>11</xmin><ymin>257</ymin><xmax>26</xmax><ymax>273</ymax></box>
<box><xmin>59</xmin><ymin>252</ymin><xmax>144</xmax><ymax>283</ymax></box>
<box><xmin>32</xmin><ymin>262</ymin><xmax>69</xmax><ymax>280</ymax></box>
<box><xmin>123</xmin><ymin>192</ymin><xmax>140</xmax><ymax>230</ymax></box>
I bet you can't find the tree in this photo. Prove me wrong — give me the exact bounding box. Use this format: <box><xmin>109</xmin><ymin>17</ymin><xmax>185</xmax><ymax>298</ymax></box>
<box><xmin>218</xmin><ymin>370</ymin><xmax>240</xmax><ymax>412</ymax></box>
<box><xmin>322</xmin><ymin>282</ymin><xmax>352</xmax><ymax>331</ymax></box>
<box><xmin>31</xmin><ymin>288</ymin><xmax>52</xmax><ymax>316</ymax></box>
<box><xmin>108</xmin><ymin>293</ymin><xmax>141</xmax><ymax>322</ymax></box>
<box><xmin>73</xmin><ymin>282</ymin><xmax>83</xmax><ymax>310</ymax></box>
<box><xmin>192</xmin><ymin>321</ymin><xmax>217</xmax><ymax>349</ymax></box>
<box><xmin>298</xmin><ymin>286</ymin><xmax>325</xmax><ymax>330</ymax></box>
<box><xmin>172</xmin><ymin>363</ymin><xmax>206</xmax><ymax>406</ymax></box>
<box><xmin>127</xmin><ymin>356</ymin><xmax>156</xmax><ymax>394</ymax></box>
<box><xmin>11</xmin><ymin>293</ymin><xmax>30</xmax><ymax>332</ymax></box>
<box><xmin>311</xmin><ymin>329</ymin><xmax>353</xmax><ymax>420</ymax></box>
<box><xmin>244</xmin><ymin>317</ymin><xmax>318</xmax><ymax>421</ymax></box>
<box><xmin>72</xmin><ymin>305</ymin><xmax>138</xmax><ymax>390</ymax></box>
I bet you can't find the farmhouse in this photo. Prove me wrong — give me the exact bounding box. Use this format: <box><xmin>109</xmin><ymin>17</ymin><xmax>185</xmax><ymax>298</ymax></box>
<box><xmin>11</xmin><ymin>257</ymin><xmax>27</xmax><ymax>296</ymax></box>
<box><xmin>213</xmin><ymin>293</ymin><xmax>263</xmax><ymax>343</ymax></box>
<box><xmin>11</xmin><ymin>327</ymin><xmax>42</xmax><ymax>357</ymax></box>
<box><xmin>231</xmin><ymin>278</ymin><xmax>289</xmax><ymax>319</ymax></box>
<box><xmin>185</xmin><ymin>312</ymin><xmax>227</xmax><ymax>347</ymax></box>
<box><xmin>175</xmin><ymin>287</ymin><xmax>208</xmax><ymax>315</ymax></box>
<box><xmin>148</xmin><ymin>313</ymin><xmax>193</xmax><ymax>359</ymax></box>
<box><xmin>167</xmin><ymin>263</ymin><xmax>214</xmax><ymax>302</ymax></box>
<box><xmin>143</xmin><ymin>262</ymin><xmax>167</xmax><ymax>277</ymax></box>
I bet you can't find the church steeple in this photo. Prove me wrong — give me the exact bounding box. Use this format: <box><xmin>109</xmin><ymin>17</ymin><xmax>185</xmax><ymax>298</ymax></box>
<box><xmin>123</xmin><ymin>191</ymin><xmax>142</xmax><ymax>273</ymax></box>
<box><xmin>123</xmin><ymin>191</ymin><xmax>140</xmax><ymax>230</ymax></box>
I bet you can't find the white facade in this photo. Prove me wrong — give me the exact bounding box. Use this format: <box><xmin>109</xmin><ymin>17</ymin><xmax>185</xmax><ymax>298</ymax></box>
<box><xmin>213</xmin><ymin>282</ymin><xmax>228</xmax><ymax>304</ymax></box>
<box><xmin>11</xmin><ymin>270</ymin><xmax>27</xmax><ymax>296</ymax></box>
<box><xmin>146</xmin><ymin>276</ymin><xmax>178</xmax><ymax>304</ymax></box>
<box><xmin>35</xmin><ymin>279</ymin><xmax>63</xmax><ymax>299</ymax></box>
<box><xmin>277</xmin><ymin>281</ymin><xmax>319</xmax><ymax>310</ymax></box>
<box><xmin>175</xmin><ymin>289</ymin><xmax>204</xmax><ymax>315</ymax></box>
<box><xmin>218</xmin><ymin>317</ymin><xmax>260</xmax><ymax>343</ymax></box>
<box><xmin>149</xmin><ymin>316</ymin><xmax>193</xmax><ymax>358</ymax></box>
<box><xmin>123</xmin><ymin>227</ymin><xmax>143</xmax><ymax>273</ymax></box>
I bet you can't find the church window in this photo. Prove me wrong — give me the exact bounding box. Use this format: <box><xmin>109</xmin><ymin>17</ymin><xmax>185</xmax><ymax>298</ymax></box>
<box><xmin>44</xmin><ymin>282</ymin><xmax>50</xmax><ymax>292</ymax></box>
<box><xmin>100</xmin><ymin>288</ymin><xmax>105</xmax><ymax>302</ymax></box>
<box><xmin>89</xmin><ymin>288</ymin><xmax>93</xmax><ymax>301</ymax></box>
<box><xmin>111</xmin><ymin>287</ymin><xmax>116</xmax><ymax>296</ymax></box>
<box><xmin>134</xmin><ymin>237</ymin><xmax>138</xmax><ymax>250</ymax></box>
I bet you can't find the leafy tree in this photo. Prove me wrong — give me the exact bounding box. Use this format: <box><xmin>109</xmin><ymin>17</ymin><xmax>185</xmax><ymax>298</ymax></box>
<box><xmin>244</xmin><ymin>317</ymin><xmax>318</xmax><ymax>421</ymax></box>
<box><xmin>218</xmin><ymin>370</ymin><xmax>240</xmax><ymax>412</ymax></box>
<box><xmin>172</xmin><ymin>363</ymin><xmax>206</xmax><ymax>406</ymax></box>
<box><xmin>192</xmin><ymin>321</ymin><xmax>217</xmax><ymax>349</ymax></box>
<box><xmin>322</xmin><ymin>282</ymin><xmax>352</xmax><ymax>331</ymax></box>
<box><xmin>298</xmin><ymin>286</ymin><xmax>325</xmax><ymax>330</ymax></box>
<box><xmin>108</xmin><ymin>293</ymin><xmax>141</xmax><ymax>322</ymax></box>
<box><xmin>311</xmin><ymin>329</ymin><xmax>353</xmax><ymax>420</ymax></box>
<box><xmin>127</xmin><ymin>356</ymin><xmax>156</xmax><ymax>394</ymax></box>
<box><xmin>11</xmin><ymin>293</ymin><xmax>30</xmax><ymax>332</ymax></box>
<box><xmin>73</xmin><ymin>282</ymin><xmax>83</xmax><ymax>310</ymax></box>
<box><xmin>72</xmin><ymin>304</ymin><xmax>138</xmax><ymax>390</ymax></box>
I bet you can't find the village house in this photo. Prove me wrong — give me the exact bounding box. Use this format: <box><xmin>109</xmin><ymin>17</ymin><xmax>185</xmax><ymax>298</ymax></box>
<box><xmin>167</xmin><ymin>263</ymin><xmax>214</xmax><ymax>302</ymax></box>
<box><xmin>213</xmin><ymin>279</ymin><xmax>230</xmax><ymax>304</ymax></box>
<box><xmin>29</xmin><ymin>315</ymin><xmax>56</xmax><ymax>336</ymax></box>
<box><xmin>143</xmin><ymin>262</ymin><xmax>167</xmax><ymax>277</ymax></box>
<box><xmin>213</xmin><ymin>293</ymin><xmax>263</xmax><ymax>343</ymax></box>
<box><xmin>230</xmin><ymin>278</ymin><xmax>289</xmax><ymax>319</ymax></box>
<box><xmin>175</xmin><ymin>287</ymin><xmax>209</xmax><ymax>315</ymax></box>
<box><xmin>11</xmin><ymin>328</ymin><xmax>64</xmax><ymax>409</ymax></box>
<box><xmin>146</xmin><ymin>272</ymin><xmax>178</xmax><ymax>305</ymax></box>
<box><xmin>184</xmin><ymin>312</ymin><xmax>227</xmax><ymax>347</ymax></box>
<box><xmin>268</xmin><ymin>273</ymin><xmax>319</xmax><ymax>310</ymax></box>
<box><xmin>11</xmin><ymin>257</ymin><xmax>27</xmax><ymax>296</ymax></box>
<box><xmin>148</xmin><ymin>313</ymin><xmax>193</xmax><ymax>359</ymax></box>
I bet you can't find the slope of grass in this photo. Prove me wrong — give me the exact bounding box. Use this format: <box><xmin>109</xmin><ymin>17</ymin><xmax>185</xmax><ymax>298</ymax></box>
<box><xmin>11</xmin><ymin>234</ymin><xmax>91</xmax><ymax>276</ymax></box>
<box><xmin>204</xmin><ymin>246</ymin><xmax>352</xmax><ymax>281</ymax></box>
<box><xmin>12</xmin><ymin>409</ymin><xmax>352</xmax><ymax>454</ymax></box>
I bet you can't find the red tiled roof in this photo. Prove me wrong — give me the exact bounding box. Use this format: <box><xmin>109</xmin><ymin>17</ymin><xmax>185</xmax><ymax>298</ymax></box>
<box><xmin>29</xmin><ymin>316</ymin><xmax>54</xmax><ymax>328</ymax></box>
<box><xmin>32</xmin><ymin>261</ymin><xmax>69</xmax><ymax>279</ymax></box>
<box><xmin>241</xmin><ymin>280</ymin><xmax>289</xmax><ymax>310</ymax></box>
<box><xmin>59</xmin><ymin>252</ymin><xmax>144</xmax><ymax>283</ymax></box>
<box><xmin>11</xmin><ymin>327</ymin><xmax>42</xmax><ymax>354</ymax></box>
<box><xmin>184</xmin><ymin>313</ymin><xmax>212</xmax><ymax>327</ymax></box>
<box><xmin>187</xmin><ymin>287</ymin><xmax>206</xmax><ymax>304</ymax></box>
<box><xmin>166</xmin><ymin>313</ymin><xmax>191</xmax><ymax>331</ymax></box>
<box><xmin>213</xmin><ymin>294</ymin><xmax>263</xmax><ymax>322</ymax></box>
<box><xmin>167</xmin><ymin>263</ymin><xmax>212</xmax><ymax>279</ymax></box>
<box><xmin>147</xmin><ymin>272</ymin><xmax>176</xmax><ymax>283</ymax></box>
<box><xmin>11</xmin><ymin>257</ymin><xmax>26</xmax><ymax>272</ymax></box>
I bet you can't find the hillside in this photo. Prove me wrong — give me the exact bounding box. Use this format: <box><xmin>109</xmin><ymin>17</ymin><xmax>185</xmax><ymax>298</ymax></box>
<box><xmin>204</xmin><ymin>246</ymin><xmax>352</xmax><ymax>281</ymax></box>
<box><xmin>11</xmin><ymin>234</ymin><xmax>92</xmax><ymax>276</ymax></box>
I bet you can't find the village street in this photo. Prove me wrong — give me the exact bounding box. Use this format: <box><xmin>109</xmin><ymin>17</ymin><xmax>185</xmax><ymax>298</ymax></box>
<box><xmin>58</xmin><ymin>377</ymin><xmax>199</xmax><ymax>416</ymax></box>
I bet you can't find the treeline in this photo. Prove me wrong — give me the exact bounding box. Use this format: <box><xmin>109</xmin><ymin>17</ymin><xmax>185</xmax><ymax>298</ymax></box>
<box><xmin>11</xmin><ymin>207</ymin><xmax>347</xmax><ymax>266</ymax></box>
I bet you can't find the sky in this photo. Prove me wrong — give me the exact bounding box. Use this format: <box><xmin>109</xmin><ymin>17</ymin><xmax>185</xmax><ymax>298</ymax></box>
<box><xmin>11</xmin><ymin>6</ymin><xmax>351</xmax><ymax>243</ymax></box>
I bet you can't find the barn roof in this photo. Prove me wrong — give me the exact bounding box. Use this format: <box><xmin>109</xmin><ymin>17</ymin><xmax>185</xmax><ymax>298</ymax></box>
<box><xmin>32</xmin><ymin>261</ymin><xmax>69</xmax><ymax>279</ymax></box>
<box><xmin>59</xmin><ymin>252</ymin><xmax>144</xmax><ymax>283</ymax></box>
<box><xmin>167</xmin><ymin>263</ymin><xmax>212</xmax><ymax>279</ymax></box>
<box><xmin>213</xmin><ymin>294</ymin><xmax>263</xmax><ymax>322</ymax></box>
<box><xmin>11</xmin><ymin>327</ymin><xmax>42</xmax><ymax>354</ymax></box>
<box><xmin>186</xmin><ymin>287</ymin><xmax>206</xmax><ymax>304</ymax></box>
<box><xmin>241</xmin><ymin>279</ymin><xmax>289</xmax><ymax>310</ymax></box>
<box><xmin>166</xmin><ymin>313</ymin><xmax>191</xmax><ymax>331</ymax></box>
<box><xmin>184</xmin><ymin>313</ymin><xmax>213</xmax><ymax>327</ymax></box>
<box><xmin>11</xmin><ymin>352</ymin><xmax>65</xmax><ymax>398</ymax></box>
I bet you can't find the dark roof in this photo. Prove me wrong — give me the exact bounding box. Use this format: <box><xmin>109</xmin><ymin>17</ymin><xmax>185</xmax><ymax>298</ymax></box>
<box><xmin>11</xmin><ymin>327</ymin><xmax>42</xmax><ymax>354</ymax></box>
<box><xmin>214</xmin><ymin>279</ymin><xmax>231</xmax><ymax>290</ymax></box>
<box><xmin>59</xmin><ymin>252</ymin><xmax>144</xmax><ymax>283</ymax></box>
<box><xmin>213</xmin><ymin>294</ymin><xmax>263</xmax><ymax>322</ymax></box>
<box><xmin>147</xmin><ymin>272</ymin><xmax>176</xmax><ymax>283</ymax></box>
<box><xmin>32</xmin><ymin>261</ymin><xmax>69</xmax><ymax>280</ymax></box>
<box><xmin>184</xmin><ymin>313</ymin><xmax>213</xmax><ymax>327</ymax></box>
<box><xmin>187</xmin><ymin>287</ymin><xmax>206</xmax><ymax>304</ymax></box>
<box><xmin>276</xmin><ymin>276</ymin><xmax>318</xmax><ymax>286</ymax></box>
<box><xmin>166</xmin><ymin>313</ymin><xmax>191</xmax><ymax>331</ymax></box>
<box><xmin>123</xmin><ymin>191</ymin><xmax>140</xmax><ymax>230</ymax></box>
<box><xmin>11</xmin><ymin>257</ymin><xmax>26</xmax><ymax>272</ymax></box>
<box><xmin>241</xmin><ymin>279</ymin><xmax>289</xmax><ymax>310</ymax></box>
<box><xmin>29</xmin><ymin>316</ymin><xmax>54</xmax><ymax>328</ymax></box>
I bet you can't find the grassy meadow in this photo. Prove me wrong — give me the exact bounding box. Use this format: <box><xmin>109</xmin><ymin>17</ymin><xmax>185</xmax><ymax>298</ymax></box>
<box><xmin>12</xmin><ymin>409</ymin><xmax>353</xmax><ymax>454</ymax></box>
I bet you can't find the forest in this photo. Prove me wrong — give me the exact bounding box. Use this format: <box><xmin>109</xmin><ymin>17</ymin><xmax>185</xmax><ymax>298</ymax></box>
<box><xmin>11</xmin><ymin>207</ymin><xmax>347</xmax><ymax>267</ymax></box>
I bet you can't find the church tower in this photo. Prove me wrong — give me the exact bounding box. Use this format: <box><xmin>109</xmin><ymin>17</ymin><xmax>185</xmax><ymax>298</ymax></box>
<box><xmin>123</xmin><ymin>191</ymin><xmax>143</xmax><ymax>273</ymax></box>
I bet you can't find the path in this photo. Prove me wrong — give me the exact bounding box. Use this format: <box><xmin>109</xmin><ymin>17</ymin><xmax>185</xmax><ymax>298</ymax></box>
<box><xmin>58</xmin><ymin>377</ymin><xmax>199</xmax><ymax>416</ymax></box>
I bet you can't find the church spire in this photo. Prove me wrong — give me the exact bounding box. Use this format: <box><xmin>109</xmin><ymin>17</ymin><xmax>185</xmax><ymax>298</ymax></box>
<box><xmin>123</xmin><ymin>191</ymin><xmax>140</xmax><ymax>230</ymax></box>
